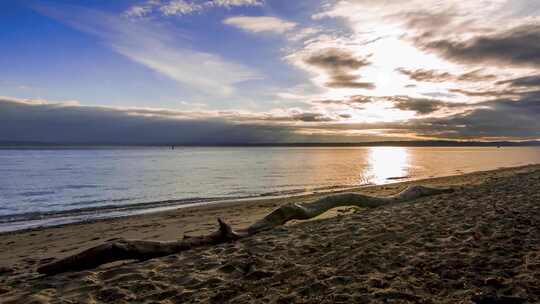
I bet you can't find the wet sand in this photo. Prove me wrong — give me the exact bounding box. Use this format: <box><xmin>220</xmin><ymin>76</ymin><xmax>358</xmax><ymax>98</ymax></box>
<box><xmin>1</xmin><ymin>164</ymin><xmax>540</xmax><ymax>303</ymax></box>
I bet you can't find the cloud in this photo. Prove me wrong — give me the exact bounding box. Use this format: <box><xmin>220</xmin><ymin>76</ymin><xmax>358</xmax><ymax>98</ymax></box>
<box><xmin>393</xmin><ymin>100</ymin><xmax>443</xmax><ymax>115</ymax></box>
<box><xmin>3</xmin><ymin>93</ymin><xmax>539</xmax><ymax>143</ymax></box>
<box><xmin>396</xmin><ymin>68</ymin><xmax>453</xmax><ymax>83</ymax></box>
<box><xmin>125</xmin><ymin>0</ymin><xmax>263</xmax><ymax>18</ymax></box>
<box><xmin>304</xmin><ymin>48</ymin><xmax>370</xmax><ymax>70</ymax></box>
<box><xmin>0</xmin><ymin>97</ymin><xmax>350</xmax><ymax>144</ymax></box>
<box><xmin>212</xmin><ymin>0</ymin><xmax>263</xmax><ymax>7</ymax></box>
<box><xmin>35</xmin><ymin>4</ymin><xmax>260</xmax><ymax>96</ymax></box>
<box><xmin>449</xmin><ymin>88</ymin><xmax>522</xmax><ymax>98</ymax></box>
<box><xmin>286</xmin><ymin>27</ymin><xmax>321</xmax><ymax>42</ymax></box>
<box><xmin>124</xmin><ymin>4</ymin><xmax>154</xmax><ymax>18</ymax></box>
<box><xmin>0</xmin><ymin>97</ymin><xmax>289</xmax><ymax>144</ymax></box>
<box><xmin>313</xmin><ymin>95</ymin><xmax>373</xmax><ymax>107</ymax></box>
<box><xmin>314</xmin><ymin>94</ymin><xmax>469</xmax><ymax>115</ymax></box>
<box><xmin>302</xmin><ymin>94</ymin><xmax>540</xmax><ymax>140</ymax></box>
<box><xmin>457</xmin><ymin>70</ymin><xmax>498</xmax><ymax>82</ymax></box>
<box><xmin>159</xmin><ymin>0</ymin><xmax>202</xmax><ymax>16</ymax></box>
<box><xmin>420</xmin><ymin>24</ymin><xmax>540</xmax><ymax>68</ymax></box>
<box><xmin>403</xmin><ymin>10</ymin><xmax>456</xmax><ymax>32</ymax></box>
<box><xmin>396</xmin><ymin>68</ymin><xmax>497</xmax><ymax>83</ymax></box>
<box><xmin>223</xmin><ymin>16</ymin><xmax>297</xmax><ymax>34</ymax></box>
<box><xmin>412</xmin><ymin>96</ymin><xmax>540</xmax><ymax>139</ymax></box>
<box><xmin>389</xmin><ymin>96</ymin><xmax>467</xmax><ymax>115</ymax></box>
<box><xmin>264</xmin><ymin>110</ymin><xmax>336</xmax><ymax>122</ymax></box>
<box><xmin>302</xmin><ymin>48</ymin><xmax>374</xmax><ymax>89</ymax></box>
<box><xmin>120</xmin><ymin>45</ymin><xmax>259</xmax><ymax>96</ymax></box>
<box><xmin>325</xmin><ymin>79</ymin><xmax>375</xmax><ymax>90</ymax></box>
<box><xmin>293</xmin><ymin>112</ymin><xmax>334</xmax><ymax>122</ymax></box>
<box><xmin>497</xmin><ymin>75</ymin><xmax>540</xmax><ymax>88</ymax></box>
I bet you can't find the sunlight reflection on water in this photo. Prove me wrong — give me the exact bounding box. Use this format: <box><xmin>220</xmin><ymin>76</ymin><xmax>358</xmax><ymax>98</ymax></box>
<box><xmin>366</xmin><ymin>147</ymin><xmax>410</xmax><ymax>184</ymax></box>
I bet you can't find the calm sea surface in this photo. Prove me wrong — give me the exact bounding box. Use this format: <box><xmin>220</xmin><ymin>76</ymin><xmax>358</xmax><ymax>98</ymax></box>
<box><xmin>1</xmin><ymin>146</ymin><xmax>539</xmax><ymax>232</ymax></box>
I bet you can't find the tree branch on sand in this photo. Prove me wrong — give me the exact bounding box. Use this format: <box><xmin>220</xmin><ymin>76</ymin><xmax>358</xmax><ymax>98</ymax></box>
<box><xmin>37</xmin><ymin>185</ymin><xmax>452</xmax><ymax>276</ymax></box>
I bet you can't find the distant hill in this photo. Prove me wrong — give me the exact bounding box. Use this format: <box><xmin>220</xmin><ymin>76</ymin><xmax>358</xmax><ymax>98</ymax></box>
<box><xmin>1</xmin><ymin>140</ymin><xmax>539</xmax><ymax>147</ymax></box>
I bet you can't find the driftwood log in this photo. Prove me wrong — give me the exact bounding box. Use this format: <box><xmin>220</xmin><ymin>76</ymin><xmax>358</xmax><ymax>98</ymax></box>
<box><xmin>38</xmin><ymin>185</ymin><xmax>452</xmax><ymax>275</ymax></box>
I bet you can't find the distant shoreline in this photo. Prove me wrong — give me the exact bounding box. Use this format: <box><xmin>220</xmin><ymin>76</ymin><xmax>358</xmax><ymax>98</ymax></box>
<box><xmin>1</xmin><ymin>140</ymin><xmax>540</xmax><ymax>148</ymax></box>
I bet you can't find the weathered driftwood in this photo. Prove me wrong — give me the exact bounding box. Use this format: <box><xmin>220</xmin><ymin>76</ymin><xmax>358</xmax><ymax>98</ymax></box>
<box><xmin>245</xmin><ymin>185</ymin><xmax>452</xmax><ymax>234</ymax></box>
<box><xmin>37</xmin><ymin>185</ymin><xmax>452</xmax><ymax>275</ymax></box>
<box><xmin>37</xmin><ymin>219</ymin><xmax>242</xmax><ymax>275</ymax></box>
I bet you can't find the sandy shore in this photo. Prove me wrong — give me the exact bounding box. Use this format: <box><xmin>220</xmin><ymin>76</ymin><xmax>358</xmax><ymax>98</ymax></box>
<box><xmin>1</xmin><ymin>164</ymin><xmax>540</xmax><ymax>303</ymax></box>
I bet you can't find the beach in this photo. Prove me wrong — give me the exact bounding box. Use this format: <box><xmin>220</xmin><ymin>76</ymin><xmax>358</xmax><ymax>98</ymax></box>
<box><xmin>1</xmin><ymin>164</ymin><xmax>540</xmax><ymax>303</ymax></box>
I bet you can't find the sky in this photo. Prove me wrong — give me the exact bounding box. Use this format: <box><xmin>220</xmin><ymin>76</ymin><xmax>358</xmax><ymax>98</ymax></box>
<box><xmin>1</xmin><ymin>0</ymin><xmax>540</xmax><ymax>144</ymax></box>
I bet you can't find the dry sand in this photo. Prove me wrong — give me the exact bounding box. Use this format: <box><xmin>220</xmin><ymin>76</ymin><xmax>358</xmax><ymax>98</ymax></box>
<box><xmin>1</xmin><ymin>164</ymin><xmax>540</xmax><ymax>303</ymax></box>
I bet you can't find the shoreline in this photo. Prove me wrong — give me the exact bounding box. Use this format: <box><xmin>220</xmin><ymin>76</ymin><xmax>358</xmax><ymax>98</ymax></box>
<box><xmin>0</xmin><ymin>184</ymin><xmax>364</xmax><ymax>234</ymax></box>
<box><xmin>2</xmin><ymin>162</ymin><xmax>538</xmax><ymax>235</ymax></box>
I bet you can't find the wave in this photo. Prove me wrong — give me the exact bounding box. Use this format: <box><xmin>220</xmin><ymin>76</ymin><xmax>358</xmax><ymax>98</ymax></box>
<box><xmin>18</xmin><ymin>191</ymin><xmax>55</xmax><ymax>197</ymax></box>
<box><xmin>0</xmin><ymin>183</ymin><xmax>372</xmax><ymax>233</ymax></box>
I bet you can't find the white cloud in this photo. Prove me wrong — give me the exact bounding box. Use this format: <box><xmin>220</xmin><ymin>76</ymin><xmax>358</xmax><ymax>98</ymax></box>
<box><xmin>123</xmin><ymin>0</ymin><xmax>161</xmax><ymax>18</ymax></box>
<box><xmin>0</xmin><ymin>95</ymin><xmax>79</xmax><ymax>106</ymax></box>
<box><xmin>286</xmin><ymin>27</ymin><xmax>321</xmax><ymax>41</ymax></box>
<box><xmin>159</xmin><ymin>0</ymin><xmax>202</xmax><ymax>16</ymax></box>
<box><xmin>125</xmin><ymin>0</ymin><xmax>263</xmax><ymax>18</ymax></box>
<box><xmin>116</xmin><ymin>43</ymin><xmax>259</xmax><ymax>95</ymax></box>
<box><xmin>124</xmin><ymin>5</ymin><xmax>152</xmax><ymax>18</ymax></box>
<box><xmin>35</xmin><ymin>4</ymin><xmax>260</xmax><ymax>96</ymax></box>
<box><xmin>223</xmin><ymin>16</ymin><xmax>297</xmax><ymax>34</ymax></box>
<box><xmin>211</xmin><ymin>0</ymin><xmax>263</xmax><ymax>8</ymax></box>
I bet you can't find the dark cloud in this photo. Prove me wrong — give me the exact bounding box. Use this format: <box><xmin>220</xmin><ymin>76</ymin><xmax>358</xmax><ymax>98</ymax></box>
<box><xmin>266</xmin><ymin>111</ymin><xmax>336</xmax><ymax>123</ymax></box>
<box><xmin>497</xmin><ymin>75</ymin><xmax>540</xmax><ymax>87</ymax></box>
<box><xmin>2</xmin><ymin>89</ymin><xmax>539</xmax><ymax>144</ymax></box>
<box><xmin>390</xmin><ymin>97</ymin><xmax>455</xmax><ymax>114</ymax></box>
<box><xmin>315</xmin><ymin>95</ymin><xmax>467</xmax><ymax>115</ymax></box>
<box><xmin>396</xmin><ymin>68</ymin><xmax>453</xmax><ymax>82</ymax></box>
<box><xmin>312</xmin><ymin>95</ymin><xmax>374</xmax><ymax>108</ymax></box>
<box><xmin>400</xmin><ymin>91</ymin><xmax>540</xmax><ymax>139</ymax></box>
<box><xmin>303</xmin><ymin>93</ymin><xmax>540</xmax><ymax>140</ymax></box>
<box><xmin>304</xmin><ymin>48</ymin><xmax>375</xmax><ymax>89</ymax></box>
<box><xmin>396</xmin><ymin>68</ymin><xmax>496</xmax><ymax>83</ymax></box>
<box><xmin>414</xmin><ymin>97</ymin><xmax>540</xmax><ymax>139</ymax></box>
<box><xmin>326</xmin><ymin>80</ymin><xmax>375</xmax><ymax>89</ymax></box>
<box><xmin>304</xmin><ymin>48</ymin><xmax>370</xmax><ymax>70</ymax></box>
<box><xmin>0</xmin><ymin>98</ymin><xmax>296</xmax><ymax>145</ymax></box>
<box><xmin>449</xmin><ymin>88</ymin><xmax>521</xmax><ymax>97</ymax></box>
<box><xmin>457</xmin><ymin>70</ymin><xmax>498</xmax><ymax>82</ymax></box>
<box><xmin>420</xmin><ymin>24</ymin><xmax>540</xmax><ymax>68</ymax></box>
<box><xmin>0</xmin><ymin>98</ymin><xmax>415</xmax><ymax>143</ymax></box>
<box><xmin>291</xmin><ymin>112</ymin><xmax>334</xmax><ymax>122</ymax></box>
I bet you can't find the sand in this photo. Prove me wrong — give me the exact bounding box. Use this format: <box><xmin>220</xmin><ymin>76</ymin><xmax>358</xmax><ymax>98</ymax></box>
<box><xmin>1</xmin><ymin>164</ymin><xmax>540</xmax><ymax>303</ymax></box>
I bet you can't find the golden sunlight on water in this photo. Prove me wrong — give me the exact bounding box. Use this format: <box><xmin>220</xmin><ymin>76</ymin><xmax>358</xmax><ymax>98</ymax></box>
<box><xmin>366</xmin><ymin>147</ymin><xmax>410</xmax><ymax>184</ymax></box>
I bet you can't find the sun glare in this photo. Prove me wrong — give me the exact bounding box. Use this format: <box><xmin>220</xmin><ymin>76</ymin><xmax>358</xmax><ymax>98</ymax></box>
<box><xmin>366</xmin><ymin>147</ymin><xmax>410</xmax><ymax>184</ymax></box>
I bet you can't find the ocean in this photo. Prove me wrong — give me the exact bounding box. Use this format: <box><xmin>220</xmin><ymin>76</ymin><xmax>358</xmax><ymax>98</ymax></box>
<box><xmin>1</xmin><ymin>146</ymin><xmax>539</xmax><ymax>232</ymax></box>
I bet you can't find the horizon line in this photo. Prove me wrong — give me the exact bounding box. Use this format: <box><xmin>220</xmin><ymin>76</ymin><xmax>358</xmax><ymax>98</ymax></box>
<box><xmin>1</xmin><ymin>140</ymin><xmax>540</xmax><ymax>148</ymax></box>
